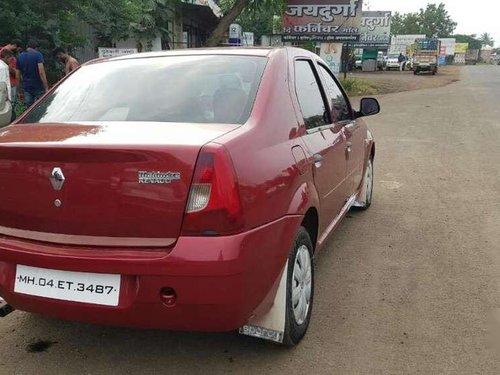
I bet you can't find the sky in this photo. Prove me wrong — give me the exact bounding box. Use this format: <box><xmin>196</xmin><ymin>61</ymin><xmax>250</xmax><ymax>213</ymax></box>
<box><xmin>368</xmin><ymin>0</ymin><xmax>500</xmax><ymax>47</ymax></box>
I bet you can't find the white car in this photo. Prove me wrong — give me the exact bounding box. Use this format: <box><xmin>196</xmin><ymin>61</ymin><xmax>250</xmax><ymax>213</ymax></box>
<box><xmin>385</xmin><ymin>55</ymin><xmax>401</xmax><ymax>71</ymax></box>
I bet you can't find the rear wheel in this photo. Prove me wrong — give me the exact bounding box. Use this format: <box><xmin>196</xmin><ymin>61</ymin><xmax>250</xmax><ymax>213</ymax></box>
<box><xmin>354</xmin><ymin>158</ymin><xmax>374</xmax><ymax>210</ymax></box>
<box><xmin>282</xmin><ymin>227</ymin><xmax>314</xmax><ymax>346</ymax></box>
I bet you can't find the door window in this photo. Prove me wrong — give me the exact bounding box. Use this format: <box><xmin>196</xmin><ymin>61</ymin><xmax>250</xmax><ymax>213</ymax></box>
<box><xmin>318</xmin><ymin>64</ymin><xmax>352</xmax><ymax>123</ymax></box>
<box><xmin>294</xmin><ymin>60</ymin><xmax>328</xmax><ymax>130</ymax></box>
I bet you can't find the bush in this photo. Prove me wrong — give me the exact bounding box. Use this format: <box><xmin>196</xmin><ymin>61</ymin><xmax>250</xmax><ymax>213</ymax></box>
<box><xmin>340</xmin><ymin>78</ymin><xmax>378</xmax><ymax>96</ymax></box>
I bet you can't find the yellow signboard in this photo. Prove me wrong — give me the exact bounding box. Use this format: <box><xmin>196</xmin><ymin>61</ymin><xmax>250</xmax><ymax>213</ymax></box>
<box><xmin>455</xmin><ymin>43</ymin><xmax>469</xmax><ymax>54</ymax></box>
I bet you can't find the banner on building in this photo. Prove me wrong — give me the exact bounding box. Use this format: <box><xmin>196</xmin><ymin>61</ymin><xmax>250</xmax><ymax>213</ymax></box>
<box><xmin>320</xmin><ymin>43</ymin><xmax>343</xmax><ymax>75</ymax></box>
<box><xmin>352</xmin><ymin>11</ymin><xmax>391</xmax><ymax>48</ymax></box>
<box><xmin>282</xmin><ymin>0</ymin><xmax>363</xmax><ymax>42</ymax></box>
<box><xmin>242</xmin><ymin>32</ymin><xmax>255</xmax><ymax>46</ymax></box>
<box><xmin>389</xmin><ymin>34</ymin><xmax>425</xmax><ymax>55</ymax></box>
<box><xmin>438</xmin><ymin>38</ymin><xmax>456</xmax><ymax>56</ymax></box>
<box><xmin>98</xmin><ymin>48</ymin><xmax>137</xmax><ymax>58</ymax></box>
<box><xmin>455</xmin><ymin>54</ymin><xmax>466</xmax><ymax>64</ymax></box>
<box><xmin>455</xmin><ymin>43</ymin><xmax>469</xmax><ymax>54</ymax></box>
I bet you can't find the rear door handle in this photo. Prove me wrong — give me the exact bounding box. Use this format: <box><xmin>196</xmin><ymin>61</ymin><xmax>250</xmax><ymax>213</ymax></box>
<box><xmin>313</xmin><ymin>153</ymin><xmax>322</xmax><ymax>168</ymax></box>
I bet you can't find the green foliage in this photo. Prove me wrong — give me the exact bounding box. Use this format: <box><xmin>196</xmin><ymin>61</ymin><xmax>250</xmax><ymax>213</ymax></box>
<box><xmin>453</xmin><ymin>34</ymin><xmax>482</xmax><ymax>50</ymax></box>
<box><xmin>390</xmin><ymin>3</ymin><xmax>457</xmax><ymax>38</ymax></box>
<box><xmin>479</xmin><ymin>33</ymin><xmax>494</xmax><ymax>47</ymax></box>
<box><xmin>208</xmin><ymin>0</ymin><xmax>285</xmax><ymax>46</ymax></box>
<box><xmin>217</xmin><ymin>0</ymin><xmax>284</xmax><ymax>14</ymax></box>
<box><xmin>0</xmin><ymin>0</ymin><xmax>173</xmax><ymax>49</ymax></box>
<box><xmin>235</xmin><ymin>2</ymin><xmax>285</xmax><ymax>42</ymax></box>
<box><xmin>339</xmin><ymin>78</ymin><xmax>377</xmax><ymax>97</ymax></box>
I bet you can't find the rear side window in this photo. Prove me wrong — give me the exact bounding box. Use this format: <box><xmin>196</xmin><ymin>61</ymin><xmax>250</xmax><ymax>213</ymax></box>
<box><xmin>317</xmin><ymin>64</ymin><xmax>352</xmax><ymax>123</ymax></box>
<box><xmin>294</xmin><ymin>60</ymin><xmax>328</xmax><ymax>130</ymax></box>
<box><xmin>23</xmin><ymin>55</ymin><xmax>267</xmax><ymax>125</ymax></box>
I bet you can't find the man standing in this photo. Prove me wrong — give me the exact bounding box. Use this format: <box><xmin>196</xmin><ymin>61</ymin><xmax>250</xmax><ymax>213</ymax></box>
<box><xmin>0</xmin><ymin>50</ymin><xmax>13</xmax><ymax>123</ymax></box>
<box><xmin>0</xmin><ymin>39</ymin><xmax>22</xmax><ymax>111</ymax></box>
<box><xmin>0</xmin><ymin>50</ymin><xmax>12</xmax><ymax>101</ymax></box>
<box><xmin>398</xmin><ymin>53</ymin><xmax>406</xmax><ymax>72</ymax></box>
<box><xmin>16</xmin><ymin>39</ymin><xmax>48</xmax><ymax>107</ymax></box>
<box><xmin>52</xmin><ymin>47</ymin><xmax>80</xmax><ymax>76</ymax></box>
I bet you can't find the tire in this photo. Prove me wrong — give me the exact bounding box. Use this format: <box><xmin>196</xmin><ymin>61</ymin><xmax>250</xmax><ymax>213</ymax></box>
<box><xmin>282</xmin><ymin>227</ymin><xmax>314</xmax><ymax>346</ymax></box>
<box><xmin>354</xmin><ymin>158</ymin><xmax>374</xmax><ymax>210</ymax></box>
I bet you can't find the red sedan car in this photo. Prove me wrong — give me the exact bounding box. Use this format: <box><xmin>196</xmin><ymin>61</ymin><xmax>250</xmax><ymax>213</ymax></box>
<box><xmin>0</xmin><ymin>47</ymin><xmax>379</xmax><ymax>345</ymax></box>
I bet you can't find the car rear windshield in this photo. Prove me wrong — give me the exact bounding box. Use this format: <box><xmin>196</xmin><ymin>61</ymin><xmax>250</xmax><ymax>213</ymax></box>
<box><xmin>22</xmin><ymin>55</ymin><xmax>267</xmax><ymax>125</ymax></box>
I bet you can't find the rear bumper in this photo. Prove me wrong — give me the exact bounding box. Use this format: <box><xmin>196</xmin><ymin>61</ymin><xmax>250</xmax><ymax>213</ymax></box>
<box><xmin>0</xmin><ymin>215</ymin><xmax>301</xmax><ymax>331</ymax></box>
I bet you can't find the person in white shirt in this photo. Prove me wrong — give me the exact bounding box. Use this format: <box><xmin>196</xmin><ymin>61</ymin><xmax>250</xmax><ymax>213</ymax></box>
<box><xmin>0</xmin><ymin>50</ymin><xmax>13</xmax><ymax>125</ymax></box>
<box><xmin>0</xmin><ymin>50</ymin><xmax>12</xmax><ymax>102</ymax></box>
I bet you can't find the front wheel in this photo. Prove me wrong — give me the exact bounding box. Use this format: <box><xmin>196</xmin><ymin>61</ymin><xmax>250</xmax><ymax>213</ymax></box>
<box><xmin>282</xmin><ymin>227</ymin><xmax>314</xmax><ymax>346</ymax></box>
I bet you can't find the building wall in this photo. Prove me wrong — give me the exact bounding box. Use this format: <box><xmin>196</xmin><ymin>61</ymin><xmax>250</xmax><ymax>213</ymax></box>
<box><xmin>72</xmin><ymin>3</ymin><xmax>217</xmax><ymax>62</ymax></box>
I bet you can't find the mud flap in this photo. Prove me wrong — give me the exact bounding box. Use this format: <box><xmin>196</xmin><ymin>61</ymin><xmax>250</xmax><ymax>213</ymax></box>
<box><xmin>239</xmin><ymin>261</ymin><xmax>288</xmax><ymax>343</ymax></box>
<box><xmin>353</xmin><ymin>171</ymin><xmax>368</xmax><ymax>208</ymax></box>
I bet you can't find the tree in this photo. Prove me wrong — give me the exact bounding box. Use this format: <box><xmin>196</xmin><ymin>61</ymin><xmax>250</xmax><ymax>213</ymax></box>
<box><xmin>479</xmin><ymin>32</ymin><xmax>494</xmax><ymax>47</ymax></box>
<box><xmin>417</xmin><ymin>3</ymin><xmax>456</xmax><ymax>37</ymax></box>
<box><xmin>390</xmin><ymin>3</ymin><xmax>457</xmax><ymax>38</ymax></box>
<box><xmin>390</xmin><ymin>12</ymin><xmax>421</xmax><ymax>36</ymax></box>
<box><xmin>207</xmin><ymin>0</ymin><xmax>285</xmax><ymax>47</ymax></box>
<box><xmin>452</xmin><ymin>34</ymin><xmax>482</xmax><ymax>50</ymax></box>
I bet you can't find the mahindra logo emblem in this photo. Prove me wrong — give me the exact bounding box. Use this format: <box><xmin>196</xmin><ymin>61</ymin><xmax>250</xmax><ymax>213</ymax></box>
<box><xmin>50</xmin><ymin>167</ymin><xmax>65</xmax><ymax>191</ymax></box>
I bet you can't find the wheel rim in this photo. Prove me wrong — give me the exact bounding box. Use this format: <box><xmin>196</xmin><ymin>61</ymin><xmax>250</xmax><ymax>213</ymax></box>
<box><xmin>365</xmin><ymin>160</ymin><xmax>373</xmax><ymax>204</ymax></box>
<box><xmin>292</xmin><ymin>245</ymin><xmax>312</xmax><ymax>325</ymax></box>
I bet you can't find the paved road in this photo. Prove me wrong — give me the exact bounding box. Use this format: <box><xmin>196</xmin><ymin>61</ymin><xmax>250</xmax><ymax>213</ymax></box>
<box><xmin>1</xmin><ymin>66</ymin><xmax>500</xmax><ymax>374</ymax></box>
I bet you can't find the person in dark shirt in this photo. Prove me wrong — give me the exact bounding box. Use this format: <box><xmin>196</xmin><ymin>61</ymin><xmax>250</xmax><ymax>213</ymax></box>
<box><xmin>16</xmin><ymin>39</ymin><xmax>49</xmax><ymax>107</ymax></box>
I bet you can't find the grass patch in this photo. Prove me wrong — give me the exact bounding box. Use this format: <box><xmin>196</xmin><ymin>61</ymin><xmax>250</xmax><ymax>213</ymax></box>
<box><xmin>340</xmin><ymin>78</ymin><xmax>378</xmax><ymax>96</ymax></box>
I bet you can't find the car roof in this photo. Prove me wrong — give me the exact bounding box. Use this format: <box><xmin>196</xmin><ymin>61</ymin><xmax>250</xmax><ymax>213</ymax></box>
<box><xmin>84</xmin><ymin>47</ymin><xmax>279</xmax><ymax>66</ymax></box>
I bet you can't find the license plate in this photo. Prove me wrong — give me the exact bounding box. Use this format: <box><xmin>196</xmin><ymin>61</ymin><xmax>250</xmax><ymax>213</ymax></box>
<box><xmin>14</xmin><ymin>265</ymin><xmax>121</xmax><ymax>306</ymax></box>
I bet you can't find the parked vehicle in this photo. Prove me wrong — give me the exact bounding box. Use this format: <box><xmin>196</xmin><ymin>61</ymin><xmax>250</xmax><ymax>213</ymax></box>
<box><xmin>465</xmin><ymin>49</ymin><xmax>480</xmax><ymax>65</ymax></box>
<box><xmin>377</xmin><ymin>53</ymin><xmax>386</xmax><ymax>71</ymax></box>
<box><xmin>355</xmin><ymin>56</ymin><xmax>363</xmax><ymax>70</ymax></box>
<box><xmin>0</xmin><ymin>48</ymin><xmax>379</xmax><ymax>346</ymax></box>
<box><xmin>405</xmin><ymin>57</ymin><xmax>414</xmax><ymax>71</ymax></box>
<box><xmin>385</xmin><ymin>54</ymin><xmax>401</xmax><ymax>70</ymax></box>
<box><xmin>413</xmin><ymin>38</ymin><xmax>439</xmax><ymax>75</ymax></box>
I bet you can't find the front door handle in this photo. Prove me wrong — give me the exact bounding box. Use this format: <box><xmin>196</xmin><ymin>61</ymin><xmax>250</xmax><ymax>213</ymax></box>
<box><xmin>345</xmin><ymin>142</ymin><xmax>352</xmax><ymax>159</ymax></box>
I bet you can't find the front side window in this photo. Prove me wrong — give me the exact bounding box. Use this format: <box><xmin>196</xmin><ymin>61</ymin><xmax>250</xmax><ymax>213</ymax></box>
<box><xmin>318</xmin><ymin>64</ymin><xmax>352</xmax><ymax>123</ymax></box>
<box><xmin>294</xmin><ymin>60</ymin><xmax>328</xmax><ymax>130</ymax></box>
<box><xmin>23</xmin><ymin>55</ymin><xmax>267</xmax><ymax>125</ymax></box>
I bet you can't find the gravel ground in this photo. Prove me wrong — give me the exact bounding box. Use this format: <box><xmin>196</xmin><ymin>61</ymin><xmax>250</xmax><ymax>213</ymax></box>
<box><xmin>348</xmin><ymin>65</ymin><xmax>462</xmax><ymax>94</ymax></box>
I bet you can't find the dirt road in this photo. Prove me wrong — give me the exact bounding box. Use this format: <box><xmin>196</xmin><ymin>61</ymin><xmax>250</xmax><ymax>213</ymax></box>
<box><xmin>1</xmin><ymin>65</ymin><xmax>500</xmax><ymax>374</ymax></box>
<box><xmin>346</xmin><ymin>66</ymin><xmax>461</xmax><ymax>95</ymax></box>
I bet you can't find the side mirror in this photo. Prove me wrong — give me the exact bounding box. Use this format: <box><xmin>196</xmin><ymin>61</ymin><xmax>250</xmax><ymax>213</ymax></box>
<box><xmin>0</xmin><ymin>82</ymin><xmax>13</xmax><ymax>127</ymax></box>
<box><xmin>356</xmin><ymin>97</ymin><xmax>380</xmax><ymax>118</ymax></box>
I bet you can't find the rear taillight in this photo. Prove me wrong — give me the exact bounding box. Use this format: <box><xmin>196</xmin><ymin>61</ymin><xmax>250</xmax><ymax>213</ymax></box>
<box><xmin>182</xmin><ymin>143</ymin><xmax>244</xmax><ymax>236</ymax></box>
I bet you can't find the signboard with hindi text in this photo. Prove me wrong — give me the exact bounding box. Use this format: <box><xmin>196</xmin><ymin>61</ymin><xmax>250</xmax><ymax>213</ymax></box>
<box><xmin>282</xmin><ymin>0</ymin><xmax>363</xmax><ymax>42</ymax></box>
<box><xmin>98</xmin><ymin>48</ymin><xmax>137</xmax><ymax>58</ymax></box>
<box><xmin>352</xmin><ymin>11</ymin><xmax>391</xmax><ymax>48</ymax></box>
<box><xmin>455</xmin><ymin>43</ymin><xmax>469</xmax><ymax>54</ymax></box>
<box><xmin>438</xmin><ymin>38</ymin><xmax>456</xmax><ymax>56</ymax></box>
<box><xmin>389</xmin><ymin>35</ymin><xmax>425</xmax><ymax>55</ymax></box>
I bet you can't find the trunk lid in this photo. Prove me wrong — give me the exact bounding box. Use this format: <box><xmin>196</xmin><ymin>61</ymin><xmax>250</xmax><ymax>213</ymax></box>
<box><xmin>0</xmin><ymin>122</ymin><xmax>237</xmax><ymax>247</ymax></box>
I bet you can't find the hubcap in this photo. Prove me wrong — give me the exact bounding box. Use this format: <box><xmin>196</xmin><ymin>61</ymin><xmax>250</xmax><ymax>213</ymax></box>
<box><xmin>292</xmin><ymin>245</ymin><xmax>312</xmax><ymax>325</ymax></box>
<box><xmin>365</xmin><ymin>161</ymin><xmax>373</xmax><ymax>204</ymax></box>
